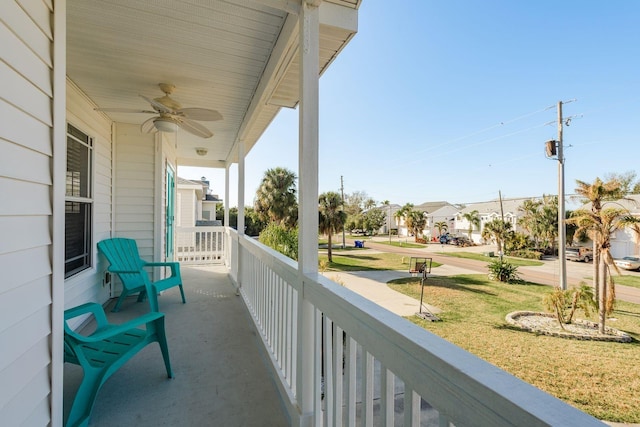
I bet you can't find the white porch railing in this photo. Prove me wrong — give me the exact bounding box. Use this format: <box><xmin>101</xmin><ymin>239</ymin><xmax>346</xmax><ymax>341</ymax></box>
<box><xmin>226</xmin><ymin>229</ymin><xmax>605</xmax><ymax>427</ymax></box>
<box><xmin>175</xmin><ymin>226</ymin><xmax>225</xmax><ymax>264</ymax></box>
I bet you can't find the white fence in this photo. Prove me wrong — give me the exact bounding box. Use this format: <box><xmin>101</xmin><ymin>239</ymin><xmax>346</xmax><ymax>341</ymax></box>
<box><xmin>229</xmin><ymin>230</ymin><xmax>604</xmax><ymax>427</ymax></box>
<box><xmin>175</xmin><ymin>226</ymin><xmax>225</xmax><ymax>264</ymax></box>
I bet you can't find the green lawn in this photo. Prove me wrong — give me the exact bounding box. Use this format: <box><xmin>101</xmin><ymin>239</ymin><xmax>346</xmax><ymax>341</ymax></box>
<box><xmin>388</xmin><ymin>275</ymin><xmax>640</xmax><ymax>423</ymax></box>
<box><xmin>613</xmin><ymin>274</ymin><xmax>640</xmax><ymax>290</ymax></box>
<box><xmin>319</xmin><ymin>251</ymin><xmax>441</xmax><ymax>272</ymax></box>
<box><xmin>437</xmin><ymin>251</ymin><xmax>544</xmax><ymax>267</ymax></box>
<box><xmin>372</xmin><ymin>240</ymin><xmax>426</xmax><ymax>249</ymax></box>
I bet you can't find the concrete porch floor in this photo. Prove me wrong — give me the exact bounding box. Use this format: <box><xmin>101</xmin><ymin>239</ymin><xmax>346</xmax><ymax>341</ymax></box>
<box><xmin>63</xmin><ymin>265</ymin><xmax>290</xmax><ymax>427</ymax></box>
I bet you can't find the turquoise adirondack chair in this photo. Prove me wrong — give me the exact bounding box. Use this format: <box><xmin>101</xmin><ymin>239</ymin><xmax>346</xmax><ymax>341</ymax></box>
<box><xmin>64</xmin><ymin>302</ymin><xmax>173</xmax><ymax>427</ymax></box>
<box><xmin>97</xmin><ymin>238</ymin><xmax>186</xmax><ymax>312</ymax></box>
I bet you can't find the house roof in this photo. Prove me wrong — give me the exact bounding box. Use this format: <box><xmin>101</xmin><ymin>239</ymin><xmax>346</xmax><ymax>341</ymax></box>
<box><xmin>459</xmin><ymin>198</ymin><xmax>529</xmax><ymax>217</ymax></box>
<box><xmin>414</xmin><ymin>201</ymin><xmax>453</xmax><ymax>213</ymax></box>
<box><xmin>576</xmin><ymin>194</ymin><xmax>640</xmax><ymax>214</ymax></box>
<box><xmin>67</xmin><ymin>0</ymin><xmax>360</xmax><ymax>168</ymax></box>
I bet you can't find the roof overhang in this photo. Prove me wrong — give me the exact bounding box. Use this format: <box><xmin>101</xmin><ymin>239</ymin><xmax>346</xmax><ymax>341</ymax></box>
<box><xmin>67</xmin><ymin>0</ymin><xmax>360</xmax><ymax>168</ymax></box>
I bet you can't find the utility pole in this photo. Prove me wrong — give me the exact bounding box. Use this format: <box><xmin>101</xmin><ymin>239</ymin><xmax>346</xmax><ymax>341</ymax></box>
<box><xmin>341</xmin><ymin>175</ymin><xmax>346</xmax><ymax>249</ymax></box>
<box><xmin>557</xmin><ymin>101</ymin><xmax>567</xmax><ymax>290</ymax></box>
<box><xmin>498</xmin><ymin>190</ymin><xmax>504</xmax><ymax>261</ymax></box>
<box><xmin>545</xmin><ymin>101</ymin><xmax>570</xmax><ymax>290</ymax></box>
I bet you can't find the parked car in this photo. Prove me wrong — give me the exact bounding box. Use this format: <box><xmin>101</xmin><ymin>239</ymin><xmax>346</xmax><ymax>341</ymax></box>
<box><xmin>565</xmin><ymin>246</ymin><xmax>593</xmax><ymax>263</ymax></box>
<box><xmin>439</xmin><ymin>234</ymin><xmax>452</xmax><ymax>244</ymax></box>
<box><xmin>614</xmin><ymin>256</ymin><xmax>640</xmax><ymax>271</ymax></box>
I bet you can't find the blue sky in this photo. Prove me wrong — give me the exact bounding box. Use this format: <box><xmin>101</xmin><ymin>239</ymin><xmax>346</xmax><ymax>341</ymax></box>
<box><xmin>180</xmin><ymin>0</ymin><xmax>640</xmax><ymax>209</ymax></box>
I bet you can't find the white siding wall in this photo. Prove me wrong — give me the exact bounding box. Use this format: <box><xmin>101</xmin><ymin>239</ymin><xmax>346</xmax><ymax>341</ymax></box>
<box><xmin>114</xmin><ymin>124</ymin><xmax>156</xmax><ymax>260</ymax></box>
<box><xmin>65</xmin><ymin>81</ymin><xmax>113</xmax><ymax>309</ymax></box>
<box><xmin>177</xmin><ymin>188</ymin><xmax>197</xmax><ymax>227</ymax></box>
<box><xmin>0</xmin><ymin>1</ymin><xmax>56</xmax><ymax>425</ymax></box>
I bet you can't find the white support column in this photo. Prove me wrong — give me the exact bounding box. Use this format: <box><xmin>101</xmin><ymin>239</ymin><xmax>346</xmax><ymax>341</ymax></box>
<box><xmin>224</xmin><ymin>162</ymin><xmax>230</xmax><ymax>227</ymax></box>
<box><xmin>296</xmin><ymin>2</ymin><xmax>320</xmax><ymax>426</ymax></box>
<box><xmin>51</xmin><ymin>1</ymin><xmax>67</xmax><ymax>424</ymax></box>
<box><xmin>237</xmin><ymin>141</ymin><xmax>246</xmax><ymax>236</ymax></box>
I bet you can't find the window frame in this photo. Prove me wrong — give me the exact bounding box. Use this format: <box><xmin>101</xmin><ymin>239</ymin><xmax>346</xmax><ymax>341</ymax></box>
<box><xmin>64</xmin><ymin>123</ymin><xmax>94</xmax><ymax>279</ymax></box>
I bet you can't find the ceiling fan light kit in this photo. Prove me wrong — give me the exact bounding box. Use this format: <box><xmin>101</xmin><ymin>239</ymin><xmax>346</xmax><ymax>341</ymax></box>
<box><xmin>195</xmin><ymin>147</ymin><xmax>208</xmax><ymax>156</ymax></box>
<box><xmin>153</xmin><ymin>117</ymin><xmax>179</xmax><ymax>133</ymax></box>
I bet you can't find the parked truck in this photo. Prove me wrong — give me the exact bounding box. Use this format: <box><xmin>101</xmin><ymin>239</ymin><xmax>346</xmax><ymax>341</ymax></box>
<box><xmin>565</xmin><ymin>246</ymin><xmax>593</xmax><ymax>263</ymax></box>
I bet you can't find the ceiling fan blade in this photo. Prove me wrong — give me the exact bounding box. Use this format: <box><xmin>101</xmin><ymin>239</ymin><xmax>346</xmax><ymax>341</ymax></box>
<box><xmin>178</xmin><ymin>119</ymin><xmax>214</xmax><ymax>139</ymax></box>
<box><xmin>141</xmin><ymin>117</ymin><xmax>157</xmax><ymax>134</ymax></box>
<box><xmin>140</xmin><ymin>94</ymin><xmax>172</xmax><ymax>113</ymax></box>
<box><xmin>177</xmin><ymin>108</ymin><xmax>223</xmax><ymax>122</ymax></box>
<box><xmin>95</xmin><ymin>107</ymin><xmax>156</xmax><ymax>114</ymax></box>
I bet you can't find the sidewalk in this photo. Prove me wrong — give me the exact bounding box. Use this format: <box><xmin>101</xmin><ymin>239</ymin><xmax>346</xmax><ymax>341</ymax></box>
<box><xmin>324</xmin><ymin>263</ymin><xmax>479</xmax><ymax>317</ymax></box>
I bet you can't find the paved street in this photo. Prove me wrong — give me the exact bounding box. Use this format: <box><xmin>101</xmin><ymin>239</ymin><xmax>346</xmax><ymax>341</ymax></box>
<box><xmin>337</xmin><ymin>237</ymin><xmax>640</xmax><ymax>305</ymax></box>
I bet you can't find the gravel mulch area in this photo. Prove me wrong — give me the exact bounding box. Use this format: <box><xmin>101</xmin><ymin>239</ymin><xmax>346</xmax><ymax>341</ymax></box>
<box><xmin>505</xmin><ymin>311</ymin><xmax>633</xmax><ymax>343</ymax></box>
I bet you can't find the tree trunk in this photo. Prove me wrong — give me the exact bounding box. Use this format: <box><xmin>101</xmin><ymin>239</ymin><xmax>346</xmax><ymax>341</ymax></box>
<box><xmin>598</xmin><ymin>256</ymin><xmax>607</xmax><ymax>334</ymax></box>
<box><xmin>327</xmin><ymin>233</ymin><xmax>333</xmax><ymax>263</ymax></box>
<box><xmin>593</xmin><ymin>240</ymin><xmax>599</xmax><ymax>305</ymax></box>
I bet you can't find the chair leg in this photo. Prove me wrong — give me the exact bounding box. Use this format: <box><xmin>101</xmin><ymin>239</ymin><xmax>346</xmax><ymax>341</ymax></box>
<box><xmin>178</xmin><ymin>284</ymin><xmax>186</xmax><ymax>304</ymax></box>
<box><xmin>155</xmin><ymin>319</ymin><xmax>173</xmax><ymax>378</ymax></box>
<box><xmin>65</xmin><ymin>368</ymin><xmax>105</xmax><ymax>427</ymax></box>
<box><xmin>111</xmin><ymin>292</ymin><xmax>128</xmax><ymax>312</ymax></box>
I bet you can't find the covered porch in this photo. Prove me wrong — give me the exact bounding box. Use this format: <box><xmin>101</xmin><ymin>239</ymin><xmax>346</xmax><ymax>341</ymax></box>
<box><xmin>63</xmin><ymin>263</ymin><xmax>290</xmax><ymax>426</ymax></box>
<box><xmin>65</xmin><ymin>229</ymin><xmax>605</xmax><ymax>426</ymax></box>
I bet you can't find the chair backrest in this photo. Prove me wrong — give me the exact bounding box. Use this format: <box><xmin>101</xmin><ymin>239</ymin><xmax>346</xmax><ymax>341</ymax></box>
<box><xmin>97</xmin><ymin>238</ymin><xmax>151</xmax><ymax>290</ymax></box>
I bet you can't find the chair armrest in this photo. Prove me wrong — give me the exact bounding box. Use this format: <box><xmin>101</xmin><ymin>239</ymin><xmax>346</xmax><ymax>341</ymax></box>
<box><xmin>144</xmin><ymin>261</ymin><xmax>181</xmax><ymax>276</ymax></box>
<box><xmin>65</xmin><ymin>311</ymin><xmax>165</xmax><ymax>343</ymax></box>
<box><xmin>64</xmin><ymin>303</ymin><xmax>109</xmax><ymax>329</ymax></box>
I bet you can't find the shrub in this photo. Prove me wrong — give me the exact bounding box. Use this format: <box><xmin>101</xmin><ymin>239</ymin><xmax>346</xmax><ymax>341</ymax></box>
<box><xmin>543</xmin><ymin>283</ymin><xmax>596</xmax><ymax>328</ymax></box>
<box><xmin>507</xmin><ymin>249</ymin><xmax>543</xmax><ymax>260</ymax></box>
<box><xmin>504</xmin><ymin>231</ymin><xmax>532</xmax><ymax>252</ymax></box>
<box><xmin>259</xmin><ymin>222</ymin><xmax>299</xmax><ymax>260</ymax></box>
<box><xmin>487</xmin><ymin>259</ymin><xmax>521</xmax><ymax>283</ymax></box>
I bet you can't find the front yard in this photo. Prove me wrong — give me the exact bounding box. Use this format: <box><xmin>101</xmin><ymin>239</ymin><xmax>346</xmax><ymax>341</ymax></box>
<box><xmin>389</xmin><ymin>274</ymin><xmax>640</xmax><ymax>423</ymax></box>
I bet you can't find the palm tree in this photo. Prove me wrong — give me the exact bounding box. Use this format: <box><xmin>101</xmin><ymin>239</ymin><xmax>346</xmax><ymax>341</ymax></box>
<box><xmin>405</xmin><ymin>209</ymin><xmax>427</xmax><ymax>242</ymax></box>
<box><xmin>394</xmin><ymin>203</ymin><xmax>413</xmax><ymax>237</ymax></box>
<box><xmin>461</xmin><ymin>209</ymin><xmax>481</xmax><ymax>242</ymax></box>
<box><xmin>434</xmin><ymin>221</ymin><xmax>448</xmax><ymax>237</ymax></box>
<box><xmin>568</xmin><ymin>206</ymin><xmax>637</xmax><ymax>333</ymax></box>
<box><xmin>382</xmin><ymin>200</ymin><xmax>391</xmax><ymax>242</ymax></box>
<box><xmin>517</xmin><ymin>196</ymin><xmax>558</xmax><ymax>252</ymax></box>
<box><xmin>572</xmin><ymin>177</ymin><xmax>625</xmax><ymax>309</ymax></box>
<box><xmin>254</xmin><ymin>167</ymin><xmax>298</xmax><ymax>228</ymax></box>
<box><xmin>518</xmin><ymin>199</ymin><xmax>543</xmax><ymax>247</ymax></box>
<box><xmin>318</xmin><ymin>191</ymin><xmax>346</xmax><ymax>263</ymax></box>
<box><xmin>481</xmin><ymin>218</ymin><xmax>512</xmax><ymax>254</ymax></box>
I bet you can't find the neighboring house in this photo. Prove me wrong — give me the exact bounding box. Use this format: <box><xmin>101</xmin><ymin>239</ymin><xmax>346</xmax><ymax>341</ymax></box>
<box><xmin>457</xmin><ymin>198</ymin><xmax>527</xmax><ymax>243</ymax></box>
<box><xmin>426</xmin><ymin>204</ymin><xmax>460</xmax><ymax>240</ymax></box>
<box><xmin>372</xmin><ymin>203</ymin><xmax>402</xmax><ymax>234</ymax></box>
<box><xmin>176</xmin><ymin>176</ymin><xmax>222</xmax><ymax>227</ymax></box>
<box><xmin>579</xmin><ymin>194</ymin><xmax>640</xmax><ymax>258</ymax></box>
<box><xmin>397</xmin><ymin>201</ymin><xmax>453</xmax><ymax>237</ymax></box>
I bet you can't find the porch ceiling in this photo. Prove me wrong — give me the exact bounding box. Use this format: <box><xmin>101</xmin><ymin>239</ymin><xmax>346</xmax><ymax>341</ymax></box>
<box><xmin>66</xmin><ymin>0</ymin><xmax>360</xmax><ymax>168</ymax></box>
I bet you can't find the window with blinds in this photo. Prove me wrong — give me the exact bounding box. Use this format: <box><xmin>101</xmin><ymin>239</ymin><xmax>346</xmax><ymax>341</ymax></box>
<box><xmin>65</xmin><ymin>124</ymin><xmax>93</xmax><ymax>278</ymax></box>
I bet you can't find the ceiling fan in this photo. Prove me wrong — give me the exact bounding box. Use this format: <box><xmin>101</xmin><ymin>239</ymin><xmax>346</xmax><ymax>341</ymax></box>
<box><xmin>96</xmin><ymin>83</ymin><xmax>222</xmax><ymax>138</ymax></box>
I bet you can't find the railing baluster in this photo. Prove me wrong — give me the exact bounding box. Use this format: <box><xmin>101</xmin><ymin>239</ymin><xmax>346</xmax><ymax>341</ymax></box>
<box><xmin>175</xmin><ymin>226</ymin><xmax>224</xmax><ymax>264</ymax></box>
<box><xmin>333</xmin><ymin>325</ymin><xmax>344</xmax><ymax>427</ymax></box>
<box><xmin>345</xmin><ymin>336</ymin><xmax>356</xmax><ymax>427</ymax></box>
<box><xmin>363</xmin><ymin>351</ymin><xmax>374</xmax><ymax>427</ymax></box>
<box><xmin>324</xmin><ymin>316</ymin><xmax>334</xmax><ymax>427</ymax></box>
<box><xmin>380</xmin><ymin>364</ymin><xmax>394</xmax><ymax>426</ymax></box>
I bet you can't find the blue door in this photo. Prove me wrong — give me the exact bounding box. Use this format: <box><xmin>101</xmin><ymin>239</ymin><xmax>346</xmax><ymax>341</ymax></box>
<box><xmin>166</xmin><ymin>167</ymin><xmax>175</xmax><ymax>260</ymax></box>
